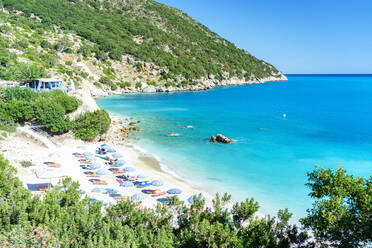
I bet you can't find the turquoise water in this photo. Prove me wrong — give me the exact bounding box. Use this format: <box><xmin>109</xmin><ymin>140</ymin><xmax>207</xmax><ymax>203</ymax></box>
<box><xmin>96</xmin><ymin>75</ymin><xmax>372</xmax><ymax>220</ymax></box>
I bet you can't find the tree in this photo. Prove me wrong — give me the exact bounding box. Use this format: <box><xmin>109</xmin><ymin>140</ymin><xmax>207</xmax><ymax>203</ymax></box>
<box><xmin>34</xmin><ymin>98</ymin><xmax>72</xmax><ymax>134</ymax></box>
<box><xmin>301</xmin><ymin>167</ymin><xmax>372</xmax><ymax>247</ymax></box>
<box><xmin>17</xmin><ymin>63</ymin><xmax>45</xmax><ymax>80</ymax></box>
<box><xmin>73</xmin><ymin>109</ymin><xmax>111</xmax><ymax>140</ymax></box>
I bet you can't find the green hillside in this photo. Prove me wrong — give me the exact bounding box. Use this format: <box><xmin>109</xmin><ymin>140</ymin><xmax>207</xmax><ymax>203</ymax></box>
<box><xmin>1</xmin><ymin>0</ymin><xmax>282</xmax><ymax>83</ymax></box>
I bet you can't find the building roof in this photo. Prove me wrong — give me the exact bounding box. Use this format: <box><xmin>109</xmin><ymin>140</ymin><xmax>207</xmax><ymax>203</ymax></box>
<box><xmin>25</xmin><ymin>78</ymin><xmax>64</xmax><ymax>82</ymax></box>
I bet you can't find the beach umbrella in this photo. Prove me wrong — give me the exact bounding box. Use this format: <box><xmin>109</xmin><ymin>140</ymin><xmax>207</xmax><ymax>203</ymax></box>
<box><xmin>96</xmin><ymin>170</ymin><xmax>108</xmax><ymax>175</ymax></box>
<box><xmin>157</xmin><ymin>198</ymin><xmax>169</xmax><ymax>203</ymax></box>
<box><xmin>91</xmin><ymin>188</ymin><xmax>103</xmax><ymax>193</ymax></box>
<box><xmin>112</xmin><ymin>153</ymin><xmax>123</xmax><ymax>158</ymax></box>
<box><xmin>137</xmin><ymin>173</ymin><xmax>147</xmax><ymax>179</ymax></box>
<box><xmin>83</xmin><ymin>152</ymin><xmax>93</xmax><ymax>157</ymax></box>
<box><xmin>187</xmin><ymin>195</ymin><xmax>204</xmax><ymax>204</ymax></box>
<box><xmin>120</xmin><ymin>181</ymin><xmax>134</xmax><ymax>187</ymax></box>
<box><xmin>131</xmin><ymin>193</ymin><xmax>147</xmax><ymax>201</ymax></box>
<box><xmin>113</xmin><ymin>160</ymin><xmax>125</xmax><ymax>166</ymax></box>
<box><xmin>124</xmin><ymin>167</ymin><xmax>136</xmax><ymax>172</ymax></box>
<box><xmin>167</xmin><ymin>188</ymin><xmax>182</xmax><ymax>195</ymax></box>
<box><xmin>90</xmin><ymin>163</ymin><xmax>101</xmax><ymax>169</ymax></box>
<box><xmin>101</xmin><ymin>144</ymin><xmax>116</xmax><ymax>153</ymax></box>
<box><xmin>151</xmin><ymin>180</ymin><xmax>164</xmax><ymax>187</ymax></box>
<box><xmin>105</xmin><ymin>188</ymin><xmax>118</xmax><ymax>193</ymax></box>
<box><xmin>48</xmin><ymin>153</ymin><xmax>61</xmax><ymax>159</ymax></box>
<box><xmin>85</xmin><ymin>155</ymin><xmax>96</xmax><ymax>161</ymax></box>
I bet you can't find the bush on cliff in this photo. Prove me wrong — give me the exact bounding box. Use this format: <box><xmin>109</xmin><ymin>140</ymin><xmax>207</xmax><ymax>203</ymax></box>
<box><xmin>0</xmin><ymin>87</ymin><xmax>81</xmax><ymax>134</ymax></box>
<box><xmin>0</xmin><ymin>99</ymin><xmax>34</xmax><ymax>122</ymax></box>
<box><xmin>73</xmin><ymin>109</ymin><xmax>111</xmax><ymax>140</ymax></box>
<box><xmin>34</xmin><ymin>97</ymin><xmax>72</xmax><ymax>134</ymax></box>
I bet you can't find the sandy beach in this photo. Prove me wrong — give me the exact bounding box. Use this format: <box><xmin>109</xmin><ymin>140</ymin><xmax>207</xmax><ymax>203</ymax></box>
<box><xmin>0</xmin><ymin>122</ymin><xmax>214</xmax><ymax>208</ymax></box>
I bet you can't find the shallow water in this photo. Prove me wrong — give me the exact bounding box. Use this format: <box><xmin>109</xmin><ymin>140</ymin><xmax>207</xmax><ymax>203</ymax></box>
<box><xmin>96</xmin><ymin>75</ymin><xmax>372</xmax><ymax>220</ymax></box>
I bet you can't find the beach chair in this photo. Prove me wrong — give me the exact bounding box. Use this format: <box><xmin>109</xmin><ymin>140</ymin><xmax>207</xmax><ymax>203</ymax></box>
<box><xmin>134</xmin><ymin>180</ymin><xmax>149</xmax><ymax>186</ymax></box>
<box><xmin>79</xmin><ymin>159</ymin><xmax>92</xmax><ymax>164</ymax></box>
<box><xmin>137</xmin><ymin>183</ymin><xmax>151</xmax><ymax>188</ymax></box>
<box><xmin>46</xmin><ymin>162</ymin><xmax>61</xmax><ymax>168</ymax></box>
<box><xmin>93</xmin><ymin>180</ymin><xmax>108</xmax><ymax>185</ymax></box>
<box><xmin>115</xmin><ymin>195</ymin><xmax>129</xmax><ymax>201</ymax></box>
<box><xmin>38</xmin><ymin>185</ymin><xmax>53</xmax><ymax>191</ymax></box>
<box><xmin>152</xmin><ymin>191</ymin><xmax>167</xmax><ymax>197</ymax></box>
<box><xmin>143</xmin><ymin>189</ymin><xmax>160</xmax><ymax>194</ymax></box>
<box><xmin>86</xmin><ymin>174</ymin><xmax>100</xmax><ymax>178</ymax></box>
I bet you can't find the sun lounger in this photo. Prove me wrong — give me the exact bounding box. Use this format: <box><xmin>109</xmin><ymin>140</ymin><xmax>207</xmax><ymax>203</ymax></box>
<box><xmin>134</xmin><ymin>180</ymin><xmax>149</xmax><ymax>186</ymax></box>
<box><xmin>143</xmin><ymin>189</ymin><xmax>160</xmax><ymax>194</ymax></box>
<box><xmin>79</xmin><ymin>160</ymin><xmax>92</xmax><ymax>164</ymax></box>
<box><xmin>152</xmin><ymin>191</ymin><xmax>167</xmax><ymax>197</ymax></box>
<box><xmin>92</xmin><ymin>180</ymin><xmax>107</xmax><ymax>185</ymax></box>
<box><xmin>116</xmin><ymin>179</ymin><xmax>123</xmax><ymax>184</ymax></box>
<box><xmin>115</xmin><ymin>195</ymin><xmax>129</xmax><ymax>201</ymax></box>
<box><xmin>87</xmin><ymin>174</ymin><xmax>100</xmax><ymax>177</ymax></box>
<box><xmin>74</xmin><ymin>153</ymin><xmax>86</xmax><ymax>158</ymax></box>
<box><xmin>46</xmin><ymin>162</ymin><xmax>61</xmax><ymax>168</ymax></box>
<box><xmin>38</xmin><ymin>185</ymin><xmax>53</xmax><ymax>191</ymax></box>
<box><xmin>137</xmin><ymin>183</ymin><xmax>151</xmax><ymax>188</ymax></box>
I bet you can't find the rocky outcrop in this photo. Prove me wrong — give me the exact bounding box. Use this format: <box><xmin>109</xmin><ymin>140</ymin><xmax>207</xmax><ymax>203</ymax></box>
<box><xmin>211</xmin><ymin>134</ymin><xmax>234</xmax><ymax>144</ymax></box>
<box><xmin>142</xmin><ymin>85</ymin><xmax>156</xmax><ymax>93</ymax></box>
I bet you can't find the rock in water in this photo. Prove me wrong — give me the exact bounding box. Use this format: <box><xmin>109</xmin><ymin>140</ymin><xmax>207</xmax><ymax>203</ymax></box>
<box><xmin>211</xmin><ymin>134</ymin><xmax>234</xmax><ymax>144</ymax></box>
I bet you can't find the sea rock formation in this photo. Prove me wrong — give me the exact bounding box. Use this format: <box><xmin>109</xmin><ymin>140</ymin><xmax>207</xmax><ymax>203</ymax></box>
<box><xmin>211</xmin><ymin>134</ymin><xmax>234</xmax><ymax>144</ymax></box>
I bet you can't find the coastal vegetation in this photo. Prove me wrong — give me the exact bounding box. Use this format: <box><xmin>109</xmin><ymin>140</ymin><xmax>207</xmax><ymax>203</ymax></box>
<box><xmin>73</xmin><ymin>109</ymin><xmax>111</xmax><ymax>141</ymax></box>
<box><xmin>1</xmin><ymin>0</ymin><xmax>281</xmax><ymax>87</ymax></box>
<box><xmin>0</xmin><ymin>87</ymin><xmax>110</xmax><ymax>138</ymax></box>
<box><xmin>0</xmin><ymin>155</ymin><xmax>370</xmax><ymax>247</ymax></box>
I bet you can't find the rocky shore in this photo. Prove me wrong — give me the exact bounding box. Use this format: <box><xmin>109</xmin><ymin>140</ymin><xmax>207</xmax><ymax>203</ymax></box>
<box><xmin>89</xmin><ymin>74</ymin><xmax>288</xmax><ymax>98</ymax></box>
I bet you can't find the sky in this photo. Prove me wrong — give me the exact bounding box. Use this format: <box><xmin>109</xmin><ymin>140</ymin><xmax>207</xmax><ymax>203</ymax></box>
<box><xmin>157</xmin><ymin>0</ymin><xmax>372</xmax><ymax>74</ymax></box>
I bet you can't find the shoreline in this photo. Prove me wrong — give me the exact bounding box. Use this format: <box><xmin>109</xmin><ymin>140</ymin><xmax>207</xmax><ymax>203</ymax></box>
<box><xmin>0</xmin><ymin>121</ymin><xmax>215</xmax><ymax>209</ymax></box>
<box><xmin>0</xmin><ymin>77</ymin><xmax>287</xmax><ymax>210</ymax></box>
<box><xmin>89</xmin><ymin>75</ymin><xmax>288</xmax><ymax>98</ymax></box>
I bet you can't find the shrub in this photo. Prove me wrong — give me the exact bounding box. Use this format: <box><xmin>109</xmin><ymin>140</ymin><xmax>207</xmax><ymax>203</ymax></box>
<box><xmin>53</xmin><ymin>94</ymin><xmax>80</xmax><ymax>113</ymax></box>
<box><xmin>99</xmin><ymin>76</ymin><xmax>111</xmax><ymax>85</ymax></box>
<box><xmin>109</xmin><ymin>83</ymin><xmax>117</xmax><ymax>91</ymax></box>
<box><xmin>34</xmin><ymin>98</ymin><xmax>72</xmax><ymax>134</ymax></box>
<box><xmin>14</xmin><ymin>40</ymin><xmax>29</xmax><ymax>50</ymax></box>
<box><xmin>135</xmin><ymin>82</ymin><xmax>142</xmax><ymax>88</ymax></box>
<box><xmin>118</xmin><ymin>81</ymin><xmax>131</xmax><ymax>88</ymax></box>
<box><xmin>40</xmin><ymin>40</ymin><xmax>51</xmax><ymax>49</ymax></box>
<box><xmin>3</xmin><ymin>87</ymin><xmax>38</xmax><ymax>102</ymax></box>
<box><xmin>73</xmin><ymin>110</ymin><xmax>111</xmax><ymax>140</ymax></box>
<box><xmin>0</xmin><ymin>100</ymin><xmax>35</xmax><ymax>122</ymax></box>
<box><xmin>20</xmin><ymin>161</ymin><xmax>33</xmax><ymax>168</ymax></box>
<box><xmin>65</xmin><ymin>61</ymin><xmax>72</xmax><ymax>66</ymax></box>
<box><xmin>80</xmin><ymin>71</ymin><xmax>89</xmax><ymax>79</ymax></box>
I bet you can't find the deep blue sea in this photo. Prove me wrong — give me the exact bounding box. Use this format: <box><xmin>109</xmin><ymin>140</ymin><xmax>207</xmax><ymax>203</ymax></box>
<box><xmin>96</xmin><ymin>75</ymin><xmax>372</xmax><ymax>220</ymax></box>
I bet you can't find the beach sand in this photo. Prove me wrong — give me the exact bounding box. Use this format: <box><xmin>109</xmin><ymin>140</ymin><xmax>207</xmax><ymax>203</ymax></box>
<box><xmin>0</xmin><ymin>124</ymin><xmax>214</xmax><ymax>208</ymax></box>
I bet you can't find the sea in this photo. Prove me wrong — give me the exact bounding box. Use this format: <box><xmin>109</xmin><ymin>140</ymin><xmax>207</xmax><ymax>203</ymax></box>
<box><xmin>96</xmin><ymin>74</ymin><xmax>372</xmax><ymax>220</ymax></box>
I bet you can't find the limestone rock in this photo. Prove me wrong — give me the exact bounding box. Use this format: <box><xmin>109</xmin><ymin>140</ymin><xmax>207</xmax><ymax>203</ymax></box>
<box><xmin>211</xmin><ymin>134</ymin><xmax>234</xmax><ymax>144</ymax></box>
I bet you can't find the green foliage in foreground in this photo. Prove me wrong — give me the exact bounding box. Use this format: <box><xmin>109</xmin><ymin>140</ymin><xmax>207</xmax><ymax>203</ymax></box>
<box><xmin>73</xmin><ymin>109</ymin><xmax>111</xmax><ymax>140</ymax></box>
<box><xmin>0</xmin><ymin>155</ymin><xmax>313</xmax><ymax>247</ymax></box>
<box><xmin>0</xmin><ymin>154</ymin><xmax>370</xmax><ymax>247</ymax></box>
<box><xmin>301</xmin><ymin>167</ymin><xmax>372</xmax><ymax>247</ymax></box>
